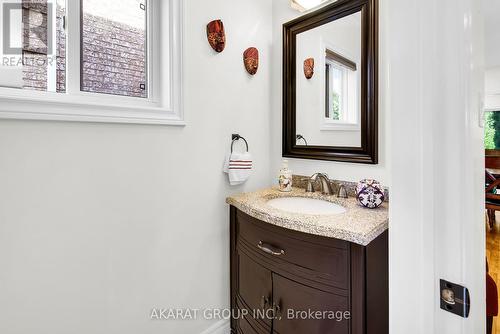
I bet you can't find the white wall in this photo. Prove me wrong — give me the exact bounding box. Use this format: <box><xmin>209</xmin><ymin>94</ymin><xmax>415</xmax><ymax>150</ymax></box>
<box><xmin>485</xmin><ymin>67</ymin><xmax>500</xmax><ymax>110</ymax></box>
<box><xmin>388</xmin><ymin>0</ymin><xmax>485</xmax><ymax>333</ymax></box>
<box><xmin>271</xmin><ymin>0</ymin><xmax>390</xmax><ymax>186</ymax></box>
<box><xmin>295</xmin><ymin>14</ymin><xmax>362</xmax><ymax>147</ymax></box>
<box><xmin>484</xmin><ymin>0</ymin><xmax>500</xmax><ymax>68</ymax></box>
<box><xmin>0</xmin><ymin>0</ymin><xmax>273</xmax><ymax>333</ymax></box>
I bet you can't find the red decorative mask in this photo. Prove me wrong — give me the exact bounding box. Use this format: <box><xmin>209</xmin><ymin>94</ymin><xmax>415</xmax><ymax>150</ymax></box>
<box><xmin>207</xmin><ymin>20</ymin><xmax>226</xmax><ymax>53</ymax></box>
<box><xmin>243</xmin><ymin>47</ymin><xmax>259</xmax><ymax>75</ymax></box>
<box><xmin>304</xmin><ymin>58</ymin><xmax>314</xmax><ymax>79</ymax></box>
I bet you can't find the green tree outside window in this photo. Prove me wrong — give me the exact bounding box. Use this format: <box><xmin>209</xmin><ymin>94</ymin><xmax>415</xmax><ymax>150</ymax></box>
<box><xmin>485</xmin><ymin>111</ymin><xmax>500</xmax><ymax>150</ymax></box>
<box><xmin>332</xmin><ymin>91</ymin><xmax>340</xmax><ymax>121</ymax></box>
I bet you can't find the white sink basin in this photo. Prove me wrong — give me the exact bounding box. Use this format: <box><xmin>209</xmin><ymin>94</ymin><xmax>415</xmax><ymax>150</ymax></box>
<box><xmin>267</xmin><ymin>197</ymin><xmax>346</xmax><ymax>215</ymax></box>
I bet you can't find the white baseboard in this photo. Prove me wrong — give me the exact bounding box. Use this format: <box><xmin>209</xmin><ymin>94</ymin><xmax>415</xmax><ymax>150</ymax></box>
<box><xmin>199</xmin><ymin>320</ymin><xmax>230</xmax><ymax>334</ymax></box>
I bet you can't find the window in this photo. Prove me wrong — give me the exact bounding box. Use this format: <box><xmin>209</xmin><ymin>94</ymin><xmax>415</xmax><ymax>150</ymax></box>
<box><xmin>81</xmin><ymin>0</ymin><xmax>147</xmax><ymax>98</ymax></box>
<box><xmin>0</xmin><ymin>0</ymin><xmax>66</xmax><ymax>92</ymax></box>
<box><xmin>325</xmin><ymin>61</ymin><xmax>346</xmax><ymax>121</ymax></box>
<box><xmin>323</xmin><ymin>48</ymin><xmax>359</xmax><ymax>129</ymax></box>
<box><xmin>486</xmin><ymin>111</ymin><xmax>500</xmax><ymax>150</ymax></box>
<box><xmin>0</xmin><ymin>0</ymin><xmax>183</xmax><ymax>125</ymax></box>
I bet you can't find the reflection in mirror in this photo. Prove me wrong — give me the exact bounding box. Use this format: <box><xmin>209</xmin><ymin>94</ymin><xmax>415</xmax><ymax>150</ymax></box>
<box><xmin>296</xmin><ymin>11</ymin><xmax>361</xmax><ymax>147</ymax></box>
<box><xmin>296</xmin><ymin>134</ymin><xmax>308</xmax><ymax>146</ymax></box>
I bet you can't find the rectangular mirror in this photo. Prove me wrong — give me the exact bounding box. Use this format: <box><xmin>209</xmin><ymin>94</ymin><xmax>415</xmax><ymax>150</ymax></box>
<box><xmin>283</xmin><ymin>0</ymin><xmax>378</xmax><ymax>163</ymax></box>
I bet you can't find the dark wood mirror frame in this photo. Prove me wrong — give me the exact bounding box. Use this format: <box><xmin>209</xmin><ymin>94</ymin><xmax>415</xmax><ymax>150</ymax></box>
<box><xmin>283</xmin><ymin>0</ymin><xmax>378</xmax><ymax>164</ymax></box>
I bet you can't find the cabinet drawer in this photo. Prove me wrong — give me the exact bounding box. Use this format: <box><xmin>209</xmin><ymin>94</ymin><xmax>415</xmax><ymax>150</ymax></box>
<box><xmin>236</xmin><ymin>210</ymin><xmax>349</xmax><ymax>290</ymax></box>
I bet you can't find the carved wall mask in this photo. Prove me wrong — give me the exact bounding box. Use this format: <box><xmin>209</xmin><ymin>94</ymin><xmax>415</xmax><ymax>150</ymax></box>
<box><xmin>304</xmin><ymin>58</ymin><xmax>314</xmax><ymax>79</ymax></box>
<box><xmin>243</xmin><ymin>47</ymin><xmax>259</xmax><ymax>75</ymax></box>
<box><xmin>207</xmin><ymin>20</ymin><xmax>226</xmax><ymax>53</ymax></box>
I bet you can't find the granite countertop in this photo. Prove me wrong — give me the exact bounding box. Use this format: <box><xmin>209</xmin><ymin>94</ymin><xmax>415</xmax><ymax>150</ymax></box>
<box><xmin>226</xmin><ymin>187</ymin><xmax>388</xmax><ymax>246</ymax></box>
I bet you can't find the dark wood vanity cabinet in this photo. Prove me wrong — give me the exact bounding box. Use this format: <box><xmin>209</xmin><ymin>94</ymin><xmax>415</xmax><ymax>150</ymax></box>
<box><xmin>230</xmin><ymin>207</ymin><xmax>388</xmax><ymax>334</ymax></box>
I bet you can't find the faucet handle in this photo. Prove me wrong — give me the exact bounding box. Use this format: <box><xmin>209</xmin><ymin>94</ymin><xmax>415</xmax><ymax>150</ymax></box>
<box><xmin>337</xmin><ymin>184</ymin><xmax>348</xmax><ymax>198</ymax></box>
<box><xmin>302</xmin><ymin>178</ymin><xmax>315</xmax><ymax>193</ymax></box>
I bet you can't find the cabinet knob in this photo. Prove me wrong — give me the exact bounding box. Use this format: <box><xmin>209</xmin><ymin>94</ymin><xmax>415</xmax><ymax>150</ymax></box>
<box><xmin>260</xmin><ymin>295</ymin><xmax>270</xmax><ymax>309</ymax></box>
<box><xmin>273</xmin><ymin>303</ymin><xmax>283</xmax><ymax>320</ymax></box>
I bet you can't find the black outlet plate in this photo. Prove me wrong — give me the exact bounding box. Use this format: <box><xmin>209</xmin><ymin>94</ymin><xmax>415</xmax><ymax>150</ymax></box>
<box><xmin>440</xmin><ymin>279</ymin><xmax>470</xmax><ymax>318</ymax></box>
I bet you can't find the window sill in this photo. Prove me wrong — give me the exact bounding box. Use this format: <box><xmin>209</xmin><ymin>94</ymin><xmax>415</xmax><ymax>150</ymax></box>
<box><xmin>0</xmin><ymin>92</ymin><xmax>185</xmax><ymax>126</ymax></box>
<box><xmin>321</xmin><ymin>121</ymin><xmax>360</xmax><ymax>131</ymax></box>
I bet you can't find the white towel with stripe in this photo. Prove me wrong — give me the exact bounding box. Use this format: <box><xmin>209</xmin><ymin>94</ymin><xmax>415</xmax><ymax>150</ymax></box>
<box><xmin>223</xmin><ymin>152</ymin><xmax>253</xmax><ymax>186</ymax></box>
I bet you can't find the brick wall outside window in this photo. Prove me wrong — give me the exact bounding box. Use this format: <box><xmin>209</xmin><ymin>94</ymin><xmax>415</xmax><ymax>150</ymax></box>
<box><xmin>22</xmin><ymin>0</ymin><xmax>146</xmax><ymax>98</ymax></box>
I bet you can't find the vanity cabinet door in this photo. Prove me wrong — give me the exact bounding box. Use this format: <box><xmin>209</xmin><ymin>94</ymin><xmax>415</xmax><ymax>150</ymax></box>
<box><xmin>237</xmin><ymin>314</ymin><xmax>270</xmax><ymax>334</ymax></box>
<box><xmin>272</xmin><ymin>274</ymin><xmax>349</xmax><ymax>334</ymax></box>
<box><xmin>237</xmin><ymin>250</ymin><xmax>273</xmax><ymax>329</ymax></box>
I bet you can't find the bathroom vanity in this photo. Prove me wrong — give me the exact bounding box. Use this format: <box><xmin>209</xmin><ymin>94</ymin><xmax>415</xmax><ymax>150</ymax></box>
<box><xmin>227</xmin><ymin>188</ymin><xmax>388</xmax><ymax>334</ymax></box>
<box><xmin>236</xmin><ymin>0</ymin><xmax>387</xmax><ymax>331</ymax></box>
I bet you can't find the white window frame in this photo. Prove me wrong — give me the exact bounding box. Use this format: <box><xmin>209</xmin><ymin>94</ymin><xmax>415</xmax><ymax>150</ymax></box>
<box><xmin>0</xmin><ymin>0</ymin><xmax>184</xmax><ymax>125</ymax></box>
<box><xmin>325</xmin><ymin>60</ymin><xmax>348</xmax><ymax>122</ymax></box>
<box><xmin>320</xmin><ymin>42</ymin><xmax>360</xmax><ymax>132</ymax></box>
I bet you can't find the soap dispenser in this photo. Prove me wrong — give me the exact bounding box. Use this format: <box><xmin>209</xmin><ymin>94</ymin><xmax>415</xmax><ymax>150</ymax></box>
<box><xmin>278</xmin><ymin>160</ymin><xmax>293</xmax><ymax>192</ymax></box>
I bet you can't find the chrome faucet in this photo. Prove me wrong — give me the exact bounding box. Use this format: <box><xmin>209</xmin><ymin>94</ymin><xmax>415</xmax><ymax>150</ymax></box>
<box><xmin>308</xmin><ymin>173</ymin><xmax>334</xmax><ymax>195</ymax></box>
